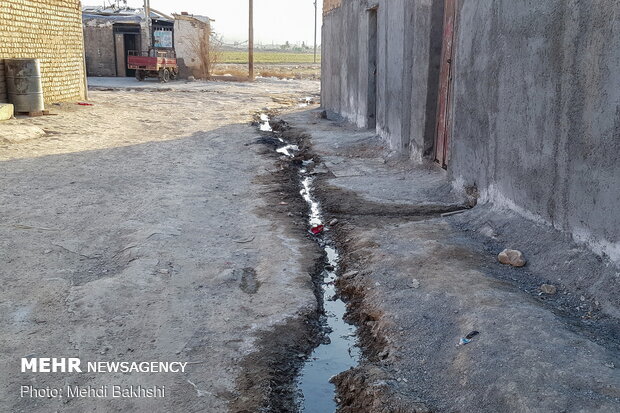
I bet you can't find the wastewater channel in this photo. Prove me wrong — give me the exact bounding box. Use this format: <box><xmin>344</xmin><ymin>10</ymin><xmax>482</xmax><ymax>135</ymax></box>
<box><xmin>259</xmin><ymin>114</ymin><xmax>360</xmax><ymax>412</ymax></box>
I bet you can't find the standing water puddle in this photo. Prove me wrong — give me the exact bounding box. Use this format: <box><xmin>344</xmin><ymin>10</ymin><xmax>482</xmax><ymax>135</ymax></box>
<box><xmin>258</xmin><ymin>114</ymin><xmax>360</xmax><ymax>412</ymax></box>
<box><xmin>297</xmin><ymin>174</ymin><xmax>360</xmax><ymax>412</ymax></box>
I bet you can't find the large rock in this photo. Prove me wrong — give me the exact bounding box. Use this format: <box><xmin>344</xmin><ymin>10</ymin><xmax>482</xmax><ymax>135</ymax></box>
<box><xmin>540</xmin><ymin>284</ymin><xmax>557</xmax><ymax>295</ymax></box>
<box><xmin>0</xmin><ymin>103</ymin><xmax>14</xmax><ymax>121</ymax></box>
<box><xmin>498</xmin><ymin>249</ymin><xmax>526</xmax><ymax>267</ymax></box>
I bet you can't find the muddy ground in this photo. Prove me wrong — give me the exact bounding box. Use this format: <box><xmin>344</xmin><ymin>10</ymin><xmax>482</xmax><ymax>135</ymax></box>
<box><xmin>0</xmin><ymin>78</ymin><xmax>322</xmax><ymax>412</ymax></box>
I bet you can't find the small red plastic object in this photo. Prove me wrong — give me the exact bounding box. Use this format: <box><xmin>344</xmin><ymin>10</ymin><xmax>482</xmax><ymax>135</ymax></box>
<box><xmin>310</xmin><ymin>225</ymin><xmax>324</xmax><ymax>235</ymax></box>
<box><xmin>77</xmin><ymin>102</ymin><xmax>94</xmax><ymax>106</ymax></box>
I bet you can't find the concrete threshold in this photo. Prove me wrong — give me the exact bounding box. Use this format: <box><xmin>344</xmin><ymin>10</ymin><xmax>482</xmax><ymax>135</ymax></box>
<box><xmin>280</xmin><ymin>109</ymin><xmax>620</xmax><ymax>412</ymax></box>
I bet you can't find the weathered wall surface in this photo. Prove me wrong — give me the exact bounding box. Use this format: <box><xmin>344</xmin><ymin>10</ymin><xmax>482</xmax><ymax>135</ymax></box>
<box><xmin>322</xmin><ymin>0</ymin><xmax>620</xmax><ymax>261</ymax></box>
<box><xmin>409</xmin><ymin>0</ymin><xmax>444</xmax><ymax>159</ymax></box>
<box><xmin>323</xmin><ymin>0</ymin><xmax>343</xmax><ymax>15</ymax></box>
<box><xmin>83</xmin><ymin>19</ymin><xmax>116</xmax><ymax>77</ymax></box>
<box><xmin>376</xmin><ymin>0</ymin><xmax>407</xmax><ymax>152</ymax></box>
<box><xmin>450</xmin><ymin>0</ymin><xmax>620</xmax><ymax>261</ymax></box>
<box><xmin>173</xmin><ymin>17</ymin><xmax>210</xmax><ymax>79</ymax></box>
<box><xmin>0</xmin><ymin>61</ymin><xmax>6</xmax><ymax>102</ymax></box>
<box><xmin>321</xmin><ymin>0</ymin><xmax>443</xmax><ymax>158</ymax></box>
<box><xmin>321</xmin><ymin>0</ymin><xmax>366</xmax><ymax>127</ymax></box>
<box><xmin>0</xmin><ymin>0</ymin><xmax>86</xmax><ymax>103</ymax></box>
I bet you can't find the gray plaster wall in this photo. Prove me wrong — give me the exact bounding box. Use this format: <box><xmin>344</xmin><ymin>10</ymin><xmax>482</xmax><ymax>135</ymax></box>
<box><xmin>409</xmin><ymin>0</ymin><xmax>444</xmax><ymax>159</ymax></box>
<box><xmin>321</xmin><ymin>0</ymin><xmax>443</xmax><ymax>157</ymax></box>
<box><xmin>321</xmin><ymin>0</ymin><xmax>366</xmax><ymax>127</ymax></box>
<box><xmin>321</xmin><ymin>0</ymin><xmax>619</xmax><ymax>261</ymax></box>
<box><xmin>449</xmin><ymin>0</ymin><xmax>620</xmax><ymax>262</ymax></box>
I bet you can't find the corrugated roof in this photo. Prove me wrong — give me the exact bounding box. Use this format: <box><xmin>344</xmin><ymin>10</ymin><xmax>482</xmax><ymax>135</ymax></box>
<box><xmin>81</xmin><ymin>6</ymin><xmax>173</xmax><ymax>22</ymax></box>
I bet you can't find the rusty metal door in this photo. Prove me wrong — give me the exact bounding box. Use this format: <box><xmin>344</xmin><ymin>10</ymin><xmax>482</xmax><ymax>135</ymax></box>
<box><xmin>434</xmin><ymin>0</ymin><xmax>457</xmax><ymax>168</ymax></box>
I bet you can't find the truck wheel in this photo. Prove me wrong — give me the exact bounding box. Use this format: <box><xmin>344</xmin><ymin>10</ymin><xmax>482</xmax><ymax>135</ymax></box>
<box><xmin>169</xmin><ymin>69</ymin><xmax>178</xmax><ymax>80</ymax></box>
<box><xmin>135</xmin><ymin>70</ymin><xmax>145</xmax><ymax>81</ymax></box>
<box><xmin>159</xmin><ymin>69</ymin><xmax>170</xmax><ymax>83</ymax></box>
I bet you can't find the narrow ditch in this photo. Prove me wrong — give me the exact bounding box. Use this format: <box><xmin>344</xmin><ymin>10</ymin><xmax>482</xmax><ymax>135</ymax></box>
<box><xmin>258</xmin><ymin>114</ymin><xmax>360</xmax><ymax>412</ymax></box>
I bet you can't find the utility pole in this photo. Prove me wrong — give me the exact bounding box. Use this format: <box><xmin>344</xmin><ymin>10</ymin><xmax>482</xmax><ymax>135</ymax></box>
<box><xmin>314</xmin><ymin>0</ymin><xmax>318</xmax><ymax>63</ymax></box>
<box><xmin>248</xmin><ymin>0</ymin><xmax>254</xmax><ymax>80</ymax></box>
<box><xmin>144</xmin><ymin>0</ymin><xmax>152</xmax><ymax>51</ymax></box>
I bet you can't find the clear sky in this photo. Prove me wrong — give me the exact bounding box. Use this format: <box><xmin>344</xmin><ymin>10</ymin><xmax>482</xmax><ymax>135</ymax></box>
<box><xmin>83</xmin><ymin>0</ymin><xmax>323</xmax><ymax>46</ymax></box>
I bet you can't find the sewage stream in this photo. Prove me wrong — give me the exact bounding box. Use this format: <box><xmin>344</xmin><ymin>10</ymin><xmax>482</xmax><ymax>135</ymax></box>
<box><xmin>258</xmin><ymin>114</ymin><xmax>360</xmax><ymax>412</ymax></box>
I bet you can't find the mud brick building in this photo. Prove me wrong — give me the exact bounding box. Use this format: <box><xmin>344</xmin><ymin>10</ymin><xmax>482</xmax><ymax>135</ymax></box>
<box><xmin>173</xmin><ymin>13</ymin><xmax>213</xmax><ymax>79</ymax></box>
<box><xmin>321</xmin><ymin>0</ymin><xmax>620</xmax><ymax>262</ymax></box>
<box><xmin>82</xmin><ymin>6</ymin><xmax>175</xmax><ymax>78</ymax></box>
<box><xmin>0</xmin><ymin>0</ymin><xmax>87</xmax><ymax>103</ymax></box>
<box><xmin>82</xmin><ymin>7</ymin><xmax>211</xmax><ymax>79</ymax></box>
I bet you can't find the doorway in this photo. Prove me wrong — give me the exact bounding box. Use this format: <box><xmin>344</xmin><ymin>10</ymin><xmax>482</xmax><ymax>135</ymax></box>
<box><xmin>113</xmin><ymin>24</ymin><xmax>141</xmax><ymax>77</ymax></box>
<box><xmin>434</xmin><ymin>0</ymin><xmax>457</xmax><ymax>168</ymax></box>
<box><xmin>123</xmin><ymin>34</ymin><xmax>139</xmax><ymax>77</ymax></box>
<box><xmin>367</xmin><ymin>7</ymin><xmax>378</xmax><ymax>129</ymax></box>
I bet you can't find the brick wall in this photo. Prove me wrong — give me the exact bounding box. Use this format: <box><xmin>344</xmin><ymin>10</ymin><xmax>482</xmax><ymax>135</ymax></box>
<box><xmin>323</xmin><ymin>0</ymin><xmax>343</xmax><ymax>16</ymax></box>
<box><xmin>0</xmin><ymin>0</ymin><xmax>86</xmax><ymax>104</ymax></box>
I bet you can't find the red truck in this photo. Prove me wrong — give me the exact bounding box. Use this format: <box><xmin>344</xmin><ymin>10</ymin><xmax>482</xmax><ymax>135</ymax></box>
<box><xmin>128</xmin><ymin>49</ymin><xmax>178</xmax><ymax>82</ymax></box>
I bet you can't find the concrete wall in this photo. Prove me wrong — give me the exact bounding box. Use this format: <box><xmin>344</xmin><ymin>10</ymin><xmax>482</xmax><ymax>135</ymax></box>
<box><xmin>0</xmin><ymin>0</ymin><xmax>86</xmax><ymax>104</ymax></box>
<box><xmin>409</xmin><ymin>0</ymin><xmax>444</xmax><ymax>159</ymax></box>
<box><xmin>449</xmin><ymin>0</ymin><xmax>620</xmax><ymax>261</ymax></box>
<box><xmin>321</xmin><ymin>0</ymin><xmax>620</xmax><ymax>261</ymax></box>
<box><xmin>321</xmin><ymin>0</ymin><xmax>366</xmax><ymax>127</ymax></box>
<box><xmin>321</xmin><ymin>0</ymin><xmax>443</xmax><ymax>158</ymax></box>
<box><xmin>83</xmin><ymin>19</ymin><xmax>116</xmax><ymax>77</ymax></box>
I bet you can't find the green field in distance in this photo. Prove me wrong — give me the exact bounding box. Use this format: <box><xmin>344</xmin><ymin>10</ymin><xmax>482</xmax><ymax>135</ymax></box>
<box><xmin>220</xmin><ymin>51</ymin><xmax>321</xmax><ymax>64</ymax></box>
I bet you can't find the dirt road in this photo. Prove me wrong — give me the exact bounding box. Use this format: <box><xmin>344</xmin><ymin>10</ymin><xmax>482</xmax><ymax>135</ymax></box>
<box><xmin>0</xmin><ymin>78</ymin><xmax>320</xmax><ymax>412</ymax></box>
<box><xmin>3</xmin><ymin>76</ymin><xmax>618</xmax><ymax>413</ymax></box>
